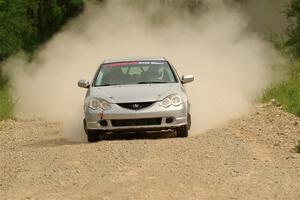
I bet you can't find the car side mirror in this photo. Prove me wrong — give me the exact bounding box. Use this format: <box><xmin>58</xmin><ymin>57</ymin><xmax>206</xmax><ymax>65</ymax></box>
<box><xmin>78</xmin><ymin>79</ymin><xmax>90</xmax><ymax>88</ymax></box>
<box><xmin>181</xmin><ymin>75</ymin><xmax>194</xmax><ymax>84</ymax></box>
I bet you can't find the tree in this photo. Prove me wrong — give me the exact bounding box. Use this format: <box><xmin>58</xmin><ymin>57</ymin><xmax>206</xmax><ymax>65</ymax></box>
<box><xmin>286</xmin><ymin>0</ymin><xmax>300</xmax><ymax>57</ymax></box>
<box><xmin>0</xmin><ymin>0</ymin><xmax>32</xmax><ymax>61</ymax></box>
<box><xmin>0</xmin><ymin>0</ymin><xmax>84</xmax><ymax>62</ymax></box>
<box><xmin>0</xmin><ymin>0</ymin><xmax>84</xmax><ymax>86</ymax></box>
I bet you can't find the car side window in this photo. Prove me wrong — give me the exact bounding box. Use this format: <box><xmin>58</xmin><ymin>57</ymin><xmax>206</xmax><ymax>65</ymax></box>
<box><xmin>163</xmin><ymin>68</ymin><xmax>175</xmax><ymax>82</ymax></box>
<box><xmin>95</xmin><ymin>70</ymin><xmax>104</xmax><ymax>86</ymax></box>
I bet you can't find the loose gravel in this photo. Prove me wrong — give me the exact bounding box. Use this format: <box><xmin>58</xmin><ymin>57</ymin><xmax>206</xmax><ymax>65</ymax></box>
<box><xmin>1</xmin><ymin>103</ymin><xmax>300</xmax><ymax>200</ymax></box>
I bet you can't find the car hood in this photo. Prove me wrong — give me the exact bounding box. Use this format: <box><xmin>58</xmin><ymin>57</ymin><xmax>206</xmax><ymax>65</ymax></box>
<box><xmin>90</xmin><ymin>83</ymin><xmax>180</xmax><ymax>103</ymax></box>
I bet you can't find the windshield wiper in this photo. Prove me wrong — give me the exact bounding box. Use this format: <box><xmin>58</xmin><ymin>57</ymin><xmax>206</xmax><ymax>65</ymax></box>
<box><xmin>137</xmin><ymin>81</ymin><xmax>168</xmax><ymax>84</ymax></box>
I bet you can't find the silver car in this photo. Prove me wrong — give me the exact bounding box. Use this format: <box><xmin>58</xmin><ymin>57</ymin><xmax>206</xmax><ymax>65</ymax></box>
<box><xmin>78</xmin><ymin>57</ymin><xmax>194</xmax><ymax>142</ymax></box>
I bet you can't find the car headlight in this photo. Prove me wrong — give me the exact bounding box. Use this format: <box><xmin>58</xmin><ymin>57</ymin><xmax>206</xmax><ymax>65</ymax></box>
<box><xmin>89</xmin><ymin>98</ymin><xmax>111</xmax><ymax>110</ymax></box>
<box><xmin>160</xmin><ymin>94</ymin><xmax>182</xmax><ymax>108</ymax></box>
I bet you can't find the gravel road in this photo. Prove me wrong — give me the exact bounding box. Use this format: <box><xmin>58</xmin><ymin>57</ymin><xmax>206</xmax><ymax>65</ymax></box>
<box><xmin>1</xmin><ymin>103</ymin><xmax>300</xmax><ymax>200</ymax></box>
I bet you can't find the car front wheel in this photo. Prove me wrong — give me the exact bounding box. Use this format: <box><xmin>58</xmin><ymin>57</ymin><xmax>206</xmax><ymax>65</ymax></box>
<box><xmin>87</xmin><ymin>130</ymin><xmax>99</xmax><ymax>143</ymax></box>
<box><xmin>187</xmin><ymin>113</ymin><xmax>191</xmax><ymax>130</ymax></box>
<box><xmin>176</xmin><ymin>125</ymin><xmax>188</xmax><ymax>137</ymax></box>
<box><xmin>83</xmin><ymin>119</ymin><xmax>99</xmax><ymax>142</ymax></box>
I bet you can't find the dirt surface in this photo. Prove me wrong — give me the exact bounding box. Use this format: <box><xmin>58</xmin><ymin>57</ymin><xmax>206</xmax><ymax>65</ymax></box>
<box><xmin>1</xmin><ymin>103</ymin><xmax>300</xmax><ymax>200</ymax></box>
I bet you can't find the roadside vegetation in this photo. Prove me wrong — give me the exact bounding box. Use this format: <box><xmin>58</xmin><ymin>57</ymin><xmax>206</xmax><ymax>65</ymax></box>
<box><xmin>262</xmin><ymin>61</ymin><xmax>300</xmax><ymax>116</ymax></box>
<box><xmin>0</xmin><ymin>0</ymin><xmax>84</xmax><ymax>119</ymax></box>
<box><xmin>262</xmin><ymin>0</ymin><xmax>300</xmax><ymax>116</ymax></box>
<box><xmin>260</xmin><ymin>0</ymin><xmax>300</xmax><ymax>152</ymax></box>
<box><xmin>0</xmin><ymin>85</ymin><xmax>13</xmax><ymax>119</ymax></box>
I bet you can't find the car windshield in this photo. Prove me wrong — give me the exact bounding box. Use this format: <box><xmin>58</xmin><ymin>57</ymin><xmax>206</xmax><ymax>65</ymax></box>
<box><xmin>93</xmin><ymin>61</ymin><xmax>177</xmax><ymax>87</ymax></box>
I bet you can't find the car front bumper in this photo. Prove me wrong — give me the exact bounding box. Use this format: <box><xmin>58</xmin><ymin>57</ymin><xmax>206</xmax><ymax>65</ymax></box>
<box><xmin>84</xmin><ymin>102</ymin><xmax>188</xmax><ymax>132</ymax></box>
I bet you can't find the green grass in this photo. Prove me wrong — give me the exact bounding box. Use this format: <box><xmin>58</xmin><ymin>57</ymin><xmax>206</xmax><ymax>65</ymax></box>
<box><xmin>262</xmin><ymin>61</ymin><xmax>300</xmax><ymax>117</ymax></box>
<box><xmin>0</xmin><ymin>85</ymin><xmax>14</xmax><ymax>120</ymax></box>
<box><xmin>261</xmin><ymin>60</ymin><xmax>300</xmax><ymax>153</ymax></box>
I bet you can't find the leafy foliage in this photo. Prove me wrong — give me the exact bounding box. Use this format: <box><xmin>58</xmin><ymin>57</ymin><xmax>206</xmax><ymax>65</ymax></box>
<box><xmin>0</xmin><ymin>0</ymin><xmax>84</xmax><ymax>62</ymax></box>
<box><xmin>0</xmin><ymin>0</ymin><xmax>31</xmax><ymax>61</ymax></box>
<box><xmin>0</xmin><ymin>0</ymin><xmax>84</xmax><ymax>119</ymax></box>
<box><xmin>286</xmin><ymin>0</ymin><xmax>300</xmax><ymax>57</ymax></box>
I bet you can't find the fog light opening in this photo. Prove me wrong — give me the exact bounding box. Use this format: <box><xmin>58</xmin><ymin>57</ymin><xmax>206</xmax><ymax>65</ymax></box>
<box><xmin>99</xmin><ymin>120</ymin><xmax>108</xmax><ymax>127</ymax></box>
<box><xmin>166</xmin><ymin>117</ymin><xmax>174</xmax><ymax>124</ymax></box>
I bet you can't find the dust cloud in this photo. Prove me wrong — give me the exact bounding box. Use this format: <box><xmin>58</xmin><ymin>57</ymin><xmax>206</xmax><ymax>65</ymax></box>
<box><xmin>238</xmin><ymin>0</ymin><xmax>289</xmax><ymax>36</ymax></box>
<box><xmin>3</xmin><ymin>0</ymin><xmax>284</xmax><ymax>141</ymax></box>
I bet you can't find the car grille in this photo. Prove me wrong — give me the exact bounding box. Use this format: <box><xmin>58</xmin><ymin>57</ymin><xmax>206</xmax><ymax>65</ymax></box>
<box><xmin>111</xmin><ymin>118</ymin><xmax>162</xmax><ymax>127</ymax></box>
<box><xmin>117</xmin><ymin>102</ymin><xmax>155</xmax><ymax>110</ymax></box>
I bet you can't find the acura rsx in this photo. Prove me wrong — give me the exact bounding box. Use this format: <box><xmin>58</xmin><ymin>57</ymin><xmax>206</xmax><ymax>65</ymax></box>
<box><xmin>78</xmin><ymin>57</ymin><xmax>194</xmax><ymax>142</ymax></box>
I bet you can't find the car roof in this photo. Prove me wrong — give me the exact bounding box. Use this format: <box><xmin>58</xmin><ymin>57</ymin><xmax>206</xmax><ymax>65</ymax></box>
<box><xmin>102</xmin><ymin>57</ymin><xmax>167</xmax><ymax>64</ymax></box>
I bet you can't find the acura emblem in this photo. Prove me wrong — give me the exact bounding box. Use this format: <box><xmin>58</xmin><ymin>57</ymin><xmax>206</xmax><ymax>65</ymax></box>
<box><xmin>132</xmin><ymin>104</ymin><xmax>140</xmax><ymax>109</ymax></box>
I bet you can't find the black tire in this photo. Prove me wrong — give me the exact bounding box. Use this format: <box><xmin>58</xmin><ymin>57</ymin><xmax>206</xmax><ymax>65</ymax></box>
<box><xmin>83</xmin><ymin>119</ymin><xmax>88</xmax><ymax>134</ymax></box>
<box><xmin>87</xmin><ymin>130</ymin><xmax>99</xmax><ymax>143</ymax></box>
<box><xmin>187</xmin><ymin>113</ymin><xmax>191</xmax><ymax>130</ymax></box>
<box><xmin>176</xmin><ymin>125</ymin><xmax>188</xmax><ymax>137</ymax></box>
<box><xmin>83</xmin><ymin>119</ymin><xmax>99</xmax><ymax>142</ymax></box>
